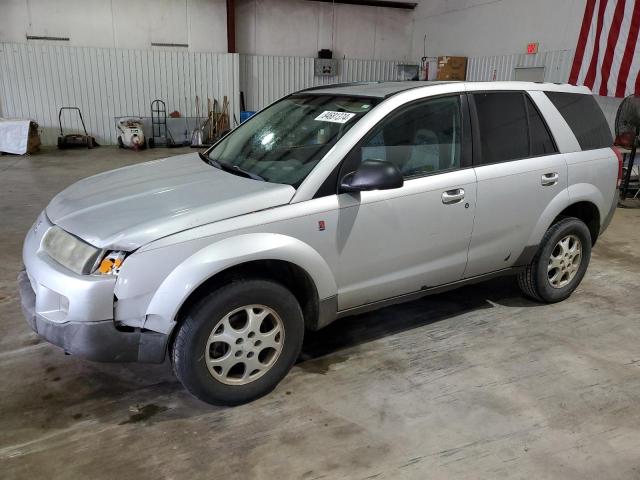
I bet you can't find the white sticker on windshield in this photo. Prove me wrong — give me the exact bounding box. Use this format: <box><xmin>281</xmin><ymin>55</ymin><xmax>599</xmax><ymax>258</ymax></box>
<box><xmin>314</xmin><ymin>111</ymin><xmax>356</xmax><ymax>123</ymax></box>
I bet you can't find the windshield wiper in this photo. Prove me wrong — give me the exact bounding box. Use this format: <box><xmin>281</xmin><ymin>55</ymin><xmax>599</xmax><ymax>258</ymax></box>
<box><xmin>199</xmin><ymin>151</ymin><xmax>264</xmax><ymax>181</ymax></box>
<box><xmin>199</xmin><ymin>151</ymin><xmax>220</xmax><ymax>168</ymax></box>
<box><xmin>224</xmin><ymin>163</ymin><xmax>264</xmax><ymax>181</ymax></box>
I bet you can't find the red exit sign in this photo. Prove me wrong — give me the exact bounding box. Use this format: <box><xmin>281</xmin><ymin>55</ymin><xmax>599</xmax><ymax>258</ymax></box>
<box><xmin>527</xmin><ymin>42</ymin><xmax>539</xmax><ymax>54</ymax></box>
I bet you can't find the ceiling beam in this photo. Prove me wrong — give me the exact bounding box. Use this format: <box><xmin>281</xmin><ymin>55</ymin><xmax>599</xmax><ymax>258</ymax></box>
<box><xmin>307</xmin><ymin>0</ymin><xmax>417</xmax><ymax>10</ymax></box>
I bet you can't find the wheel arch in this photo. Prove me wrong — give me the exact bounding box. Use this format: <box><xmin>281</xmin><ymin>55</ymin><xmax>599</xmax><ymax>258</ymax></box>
<box><xmin>551</xmin><ymin>201</ymin><xmax>601</xmax><ymax>245</ymax></box>
<box><xmin>174</xmin><ymin>259</ymin><xmax>322</xmax><ymax>332</ymax></box>
<box><xmin>518</xmin><ymin>192</ymin><xmax>602</xmax><ymax>266</ymax></box>
<box><xmin>144</xmin><ymin>233</ymin><xmax>338</xmax><ymax>337</ymax></box>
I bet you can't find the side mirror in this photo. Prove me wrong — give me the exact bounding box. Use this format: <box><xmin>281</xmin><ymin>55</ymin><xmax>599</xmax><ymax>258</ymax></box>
<box><xmin>340</xmin><ymin>159</ymin><xmax>404</xmax><ymax>192</ymax></box>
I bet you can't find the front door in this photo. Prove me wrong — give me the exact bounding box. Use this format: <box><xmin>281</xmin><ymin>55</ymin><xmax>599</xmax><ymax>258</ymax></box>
<box><xmin>333</xmin><ymin>94</ymin><xmax>477</xmax><ymax>310</ymax></box>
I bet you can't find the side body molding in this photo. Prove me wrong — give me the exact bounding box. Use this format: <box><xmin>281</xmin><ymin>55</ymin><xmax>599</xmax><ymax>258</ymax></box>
<box><xmin>144</xmin><ymin>233</ymin><xmax>338</xmax><ymax>332</ymax></box>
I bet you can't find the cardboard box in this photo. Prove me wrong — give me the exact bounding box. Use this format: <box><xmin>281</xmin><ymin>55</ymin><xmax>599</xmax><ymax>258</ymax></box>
<box><xmin>27</xmin><ymin>121</ymin><xmax>41</xmax><ymax>154</ymax></box>
<box><xmin>437</xmin><ymin>56</ymin><xmax>468</xmax><ymax>81</ymax></box>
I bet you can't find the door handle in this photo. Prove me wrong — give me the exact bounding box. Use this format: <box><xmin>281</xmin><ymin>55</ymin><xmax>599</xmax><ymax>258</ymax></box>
<box><xmin>442</xmin><ymin>188</ymin><xmax>465</xmax><ymax>204</ymax></box>
<box><xmin>541</xmin><ymin>172</ymin><xmax>559</xmax><ymax>186</ymax></box>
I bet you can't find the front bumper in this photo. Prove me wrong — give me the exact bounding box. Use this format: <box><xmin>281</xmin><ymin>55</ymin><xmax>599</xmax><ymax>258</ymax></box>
<box><xmin>18</xmin><ymin>270</ymin><xmax>168</xmax><ymax>363</ymax></box>
<box><xmin>18</xmin><ymin>270</ymin><xmax>166</xmax><ymax>362</ymax></box>
<box><xmin>19</xmin><ymin>213</ymin><xmax>167</xmax><ymax>363</ymax></box>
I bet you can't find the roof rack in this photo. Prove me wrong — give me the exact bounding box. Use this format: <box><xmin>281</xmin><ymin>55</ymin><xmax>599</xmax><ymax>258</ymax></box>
<box><xmin>299</xmin><ymin>81</ymin><xmax>381</xmax><ymax>93</ymax></box>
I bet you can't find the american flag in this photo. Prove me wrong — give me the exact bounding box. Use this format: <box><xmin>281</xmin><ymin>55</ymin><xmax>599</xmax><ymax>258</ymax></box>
<box><xmin>569</xmin><ymin>0</ymin><xmax>640</xmax><ymax>98</ymax></box>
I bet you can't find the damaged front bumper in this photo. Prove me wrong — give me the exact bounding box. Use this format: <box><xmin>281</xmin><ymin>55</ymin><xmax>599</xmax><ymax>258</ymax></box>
<box><xmin>18</xmin><ymin>270</ymin><xmax>166</xmax><ymax>362</ymax></box>
<box><xmin>19</xmin><ymin>213</ymin><xmax>167</xmax><ymax>363</ymax></box>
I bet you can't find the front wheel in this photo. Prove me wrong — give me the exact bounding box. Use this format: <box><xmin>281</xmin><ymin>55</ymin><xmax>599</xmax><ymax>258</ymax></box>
<box><xmin>172</xmin><ymin>279</ymin><xmax>304</xmax><ymax>406</ymax></box>
<box><xmin>518</xmin><ymin>217</ymin><xmax>592</xmax><ymax>303</ymax></box>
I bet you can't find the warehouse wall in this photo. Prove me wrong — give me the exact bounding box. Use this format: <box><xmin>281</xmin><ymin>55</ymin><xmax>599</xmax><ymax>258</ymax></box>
<box><xmin>0</xmin><ymin>0</ymin><xmax>414</xmax><ymax>59</ymax></box>
<box><xmin>412</xmin><ymin>0</ymin><xmax>621</xmax><ymax>132</ymax></box>
<box><xmin>239</xmin><ymin>55</ymin><xmax>404</xmax><ymax>111</ymax></box>
<box><xmin>0</xmin><ymin>42</ymin><xmax>240</xmax><ymax>145</ymax></box>
<box><xmin>0</xmin><ymin>41</ymin><xmax>406</xmax><ymax>145</ymax></box>
<box><xmin>236</xmin><ymin>0</ymin><xmax>413</xmax><ymax>60</ymax></box>
<box><xmin>0</xmin><ymin>0</ymin><xmax>623</xmax><ymax>140</ymax></box>
<box><xmin>411</xmin><ymin>0</ymin><xmax>586</xmax><ymax>59</ymax></box>
<box><xmin>0</xmin><ymin>0</ymin><xmax>228</xmax><ymax>51</ymax></box>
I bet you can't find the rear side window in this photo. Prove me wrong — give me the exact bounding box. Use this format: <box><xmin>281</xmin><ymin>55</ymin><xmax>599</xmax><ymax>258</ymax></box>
<box><xmin>525</xmin><ymin>96</ymin><xmax>556</xmax><ymax>156</ymax></box>
<box><xmin>473</xmin><ymin>92</ymin><xmax>529</xmax><ymax>164</ymax></box>
<box><xmin>545</xmin><ymin>92</ymin><xmax>612</xmax><ymax>150</ymax></box>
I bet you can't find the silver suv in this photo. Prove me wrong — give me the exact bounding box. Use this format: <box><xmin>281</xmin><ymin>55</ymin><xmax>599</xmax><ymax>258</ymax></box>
<box><xmin>19</xmin><ymin>81</ymin><xmax>620</xmax><ymax>405</ymax></box>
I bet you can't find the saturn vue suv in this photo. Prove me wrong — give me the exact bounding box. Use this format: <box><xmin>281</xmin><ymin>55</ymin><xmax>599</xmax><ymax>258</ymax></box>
<box><xmin>19</xmin><ymin>81</ymin><xmax>620</xmax><ymax>405</ymax></box>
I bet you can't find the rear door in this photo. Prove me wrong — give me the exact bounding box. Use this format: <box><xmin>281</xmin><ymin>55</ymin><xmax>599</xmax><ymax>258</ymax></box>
<box><xmin>465</xmin><ymin>91</ymin><xmax>568</xmax><ymax>277</ymax></box>
<box><xmin>544</xmin><ymin>91</ymin><xmax>617</xmax><ymax>222</ymax></box>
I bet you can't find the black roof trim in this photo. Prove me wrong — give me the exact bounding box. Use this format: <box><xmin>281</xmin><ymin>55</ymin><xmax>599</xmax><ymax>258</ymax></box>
<box><xmin>297</xmin><ymin>81</ymin><xmax>460</xmax><ymax>100</ymax></box>
<box><xmin>307</xmin><ymin>1</ymin><xmax>417</xmax><ymax>10</ymax></box>
<box><xmin>298</xmin><ymin>81</ymin><xmax>382</xmax><ymax>93</ymax></box>
<box><xmin>380</xmin><ymin>83</ymin><xmax>441</xmax><ymax>99</ymax></box>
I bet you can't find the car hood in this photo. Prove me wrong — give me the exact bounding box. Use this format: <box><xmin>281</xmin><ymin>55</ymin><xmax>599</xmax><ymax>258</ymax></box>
<box><xmin>46</xmin><ymin>153</ymin><xmax>296</xmax><ymax>250</ymax></box>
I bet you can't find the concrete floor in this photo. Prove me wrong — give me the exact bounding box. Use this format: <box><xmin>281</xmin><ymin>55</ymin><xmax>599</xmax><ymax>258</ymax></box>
<box><xmin>1</xmin><ymin>146</ymin><xmax>640</xmax><ymax>479</ymax></box>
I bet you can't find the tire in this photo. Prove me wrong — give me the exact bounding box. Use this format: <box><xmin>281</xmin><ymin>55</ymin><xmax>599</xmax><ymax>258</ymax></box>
<box><xmin>517</xmin><ymin>217</ymin><xmax>592</xmax><ymax>303</ymax></box>
<box><xmin>148</xmin><ymin>138</ymin><xmax>155</xmax><ymax>148</ymax></box>
<box><xmin>117</xmin><ymin>136</ymin><xmax>124</xmax><ymax>148</ymax></box>
<box><xmin>172</xmin><ymin>279</ymin><xmax>304</xmax><ymax>406</ymax></box>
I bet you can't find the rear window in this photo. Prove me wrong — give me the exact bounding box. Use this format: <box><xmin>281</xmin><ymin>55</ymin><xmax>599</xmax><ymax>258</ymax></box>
<box><xmin>525</xmin><ymin>95</ymin><xmax>556</xmax><ymax>156</ymax></box>
<box><xmin>474</xmin><ymin>92</ymin><xmax>529</xmax><ymax>164</ymax></box>
<box><xmin>545</xmin><ymin>92</ymin><xmax>612</xmax><ymax>150</ymax></box>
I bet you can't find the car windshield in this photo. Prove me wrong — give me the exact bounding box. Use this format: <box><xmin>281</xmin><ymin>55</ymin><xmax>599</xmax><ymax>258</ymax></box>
<box><xmin>205</xmin><ymin>94</ymin><xmax>376</xmax><ymax>186</ymax></box>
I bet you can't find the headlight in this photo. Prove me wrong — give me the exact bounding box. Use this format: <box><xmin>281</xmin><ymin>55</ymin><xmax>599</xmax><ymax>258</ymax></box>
<box><xmin>97</xmin><ymin>251</ymin><xmax>126</xmax><ymax>275</ymax></box>
<box><xmin>41</xmin><ymin>226</ymin><xmax>103</xmax><ymax>275</ymax></box>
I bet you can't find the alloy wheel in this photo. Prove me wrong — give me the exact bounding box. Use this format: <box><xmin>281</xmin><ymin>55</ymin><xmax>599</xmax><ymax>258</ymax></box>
<box><xmin>204</xmin><ymin>305</ymin><xmax>285</xmax><ymax>385</ymax></box>
<box><xmin>547</xmin><ymin>234</ymin><xmax>582</xmax><ymax>289</ymax></box>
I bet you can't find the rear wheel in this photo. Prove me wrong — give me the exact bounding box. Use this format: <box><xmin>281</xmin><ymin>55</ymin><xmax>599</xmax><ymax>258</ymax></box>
<box><xmin>172</xmin><ymin>279</ymin><xmax>304</xmax><ymax>406</ymax></box>
<box><xmin>517</xmin><ymin>217</ymin><xmax>592</xmax><ymax>303</ymax></box>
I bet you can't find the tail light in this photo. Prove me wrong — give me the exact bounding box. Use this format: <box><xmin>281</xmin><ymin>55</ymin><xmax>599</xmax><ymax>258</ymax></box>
<box><xmin>612</xmin><ymin>146</ymin><xmax>624</xmax><ymax>188</ymax></box>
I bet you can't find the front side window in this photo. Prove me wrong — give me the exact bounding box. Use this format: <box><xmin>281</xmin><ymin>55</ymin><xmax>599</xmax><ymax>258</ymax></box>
<box><xmin>206</xmin><ymin>94</ymin><xmax>376</xmax><ymax>187</ymax></box>
<box><xmin>347</xmin><ymin>96</ymin><xmax>463</xmax><ymax>179</ymax></box>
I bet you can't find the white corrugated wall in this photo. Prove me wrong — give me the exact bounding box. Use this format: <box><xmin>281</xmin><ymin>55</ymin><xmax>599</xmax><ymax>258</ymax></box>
<box><xmin>239</xmin><ymin>55</ymin><xmax>404</xmax><ymax>111</ymax></box>
<box><xmin>1</xmin><ymin>42</ymin><xmax>623</xmax><ymax>144</ymax></box>
<box><xmin>466</xmin><ymin>49</ymin><xmax>574</xmax><ymax>84</ymax></box>
<box><xmin>0</xmin><ymin>42</ymin><xmax>240</xmax><ymax>145</ymax></box>
<box><xmin>0</xmin><ymin>44</ymin><xmax>406</xmax><ymax>146</ymax></box>
<box><xmin>467</xmin><ymin>49</ymin><xmax>622</xmax><ymax>130</ymax></box>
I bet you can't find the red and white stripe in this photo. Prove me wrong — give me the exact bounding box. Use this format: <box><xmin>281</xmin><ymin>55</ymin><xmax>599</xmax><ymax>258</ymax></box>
<box><xmin>569</xmin><ymin>0</ymin><xmax>640</xmax><ymax>97</ymax></box>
